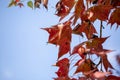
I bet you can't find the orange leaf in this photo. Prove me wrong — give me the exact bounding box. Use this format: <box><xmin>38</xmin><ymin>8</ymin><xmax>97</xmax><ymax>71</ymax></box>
<box><xmin>108</xmin><ymin>8</ymin><xmax>120</xmax><ymax>28</ymax></box>
<box><xmin>42</xmin><ymin>0</ymin><xmax>48</xmax><ymax>9</ymax></box>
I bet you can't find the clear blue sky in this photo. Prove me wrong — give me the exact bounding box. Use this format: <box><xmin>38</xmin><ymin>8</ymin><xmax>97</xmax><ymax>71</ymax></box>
<box><xmin>0</xmin><ymin>0</ymin><xmax>120</xmax><ymax>80</ymax></box>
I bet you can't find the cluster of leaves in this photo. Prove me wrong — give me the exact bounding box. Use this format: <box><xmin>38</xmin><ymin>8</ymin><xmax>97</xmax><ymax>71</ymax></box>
<box><xmin>8</xmin><ymin>0</ymin><xmax>48</xmax><ymax>9</ymax></box>
<box><xmin>8</xmin><ymin>0</ymin><xmax>120</xmax><ymax>80</ymax></box>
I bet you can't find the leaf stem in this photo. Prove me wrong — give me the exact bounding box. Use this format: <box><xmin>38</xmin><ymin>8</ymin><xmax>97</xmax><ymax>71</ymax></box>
<box><xmin>100</xmin><ymin>21</ymin><xmax>103</xmax><ymax>38</ymax></box>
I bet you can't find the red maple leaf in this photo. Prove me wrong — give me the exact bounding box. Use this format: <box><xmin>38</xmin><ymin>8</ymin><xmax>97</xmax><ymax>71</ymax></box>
<box><xmin>108</xmin><ymin>8</ymin><xmax>120</xmax><ymax>28</ymax></box>
<box><xmin>56</xmin><ymin>0</ymin><xmax>75</xmax><ymax>21</ymax></box>
<box><xmin>70</xmin><ymin>0</ymin><xmax>85</xmax><ymax>25</ymax></box>
<box><xmin>88</xmin><ymin>5</ymin><xmax>113</xmax><ymax>22</ymax></box>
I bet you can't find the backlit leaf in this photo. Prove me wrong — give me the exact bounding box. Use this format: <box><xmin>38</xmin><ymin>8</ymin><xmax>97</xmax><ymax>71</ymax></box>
<box><xmin>88</xmin><ymin>5</ymin><xmax>113</xmax><ymax>21</ymax></box>
<box><xmin>71</xmin><ymin>0</ymin><xmax>85</xmax><ymax>25</ymax></box>
<box><xmin>108</xmin><ymin>8</ymin><xmax>120</xmax><ymax>28</ymax></box>
<box><xmin>42</xmin><ymin>0</ymin><xmax>48</xmax><ymax>9</ymax></box>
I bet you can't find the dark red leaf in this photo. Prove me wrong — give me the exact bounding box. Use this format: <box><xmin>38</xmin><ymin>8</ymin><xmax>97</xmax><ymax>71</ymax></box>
<box><xmin>56</xmin><ymin>66</ymin><xmax>69</xmax><ymax>77</ymax></box>
<box><xmin>56</xmin><ymin>58</ymin><xmax>69</xmax><ymax>67</ymax></box>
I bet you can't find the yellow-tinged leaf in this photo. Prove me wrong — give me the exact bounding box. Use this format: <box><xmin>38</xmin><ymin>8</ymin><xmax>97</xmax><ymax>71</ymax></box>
<box><xmin>8</xmin><ymin>0</ymin><xmax>15</xmax><ymax>7</ymax></box>
<box><xmin>27</xmin><ymin>1</ymin><xmax>33</xmax><ymax>9</ymax></box>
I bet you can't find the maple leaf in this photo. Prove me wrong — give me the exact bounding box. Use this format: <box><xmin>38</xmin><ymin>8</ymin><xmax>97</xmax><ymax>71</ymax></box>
<box><xmin>56</xmin><ymin>58</ymin><xmax>69</xmax><ymax>67</ymax></box>
<box><xmin>41</xmin><ymin>25</ymin><xmax>59</xmax><ymax>45</ymax></box>
<box><xmin>70</xmin><ymin>0</ymin><xmax>85</xmax><ymax>25</ymax></box>
<box><xmin>102</xmin><ymin>54</ymin><xmax>114</xmax><ymax>71</ymax></box>
<box><xmin>88</xmin><ymin>5</ymin><xmax>113</xmax><ymax>21</ymax></box>
<box><xmin>56</xmin><ymin>66</ymin><xmax>69</xmax><ymax>77</ymax></box>
<box><xmin>108</xmin><ymin>8</ymin><xmax>120</xmax><ymax>28</ymax></box>
<box><xmin>56</xmin><ymin>0</ymin><xmax>75</xmax><ymax>21</ymax></box>
<box><xmin>42</xmin><ymin>0</ymin><xmax>48</xmax><ymax>9</ymax></box>
<box><xmin>42</xmin><ymin>21</ymin><xmax>72</xmax><ymax>59</ymax></box>
<box><xmin>72</xmin><ymin>42</ymin><xmax>87</xmax><ymax>58</ymax></box>
<box><xmin>61</xmin><ymin>0</ymin><xmax>75</xmax><ymax>10</ymax></box>
<box><xmin>74</xmin><ymin>59</ymin><xmax>95</xmax><ymax>74</ymax></box>
<box><xmin>55</xmin><ymin>58</ymin><xmax>69</xmax><ymax>77</ymax></box>
<box><xmin>77</xmin><ymin>21</ymin><xmax>97</xmax><ymax>39</ymax></box>
<box><xmin>86</xmin><ymin>37</ymin><xmax>109</xmax><ymax>51</ymax></box>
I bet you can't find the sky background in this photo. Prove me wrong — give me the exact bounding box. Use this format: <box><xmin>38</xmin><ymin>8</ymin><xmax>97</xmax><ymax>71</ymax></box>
<box><xmin>0</xmin><ymin>0</ymin><xmax>120</xmax><ymax>80</ymax></box>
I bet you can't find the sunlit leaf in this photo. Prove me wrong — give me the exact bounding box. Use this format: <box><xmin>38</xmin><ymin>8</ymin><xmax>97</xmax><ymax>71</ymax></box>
<box><xmin>88</xmin><ymin>5</ymin><xmax>113</xmax><ymax>21</ymax></box>
<box><xmin>42</xmin><ymin>0</ymin><xmax>48</xmax><ymax>9</ymax></box>
<box><xmin>108</xmin><ymin>8</ymin><xmax>120</xmax><ymax>28</ymax></box>
<box><xmin>71</xmin><ymin>0</ymin><xmax>85</xmax><ymax>25</ymax></box>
